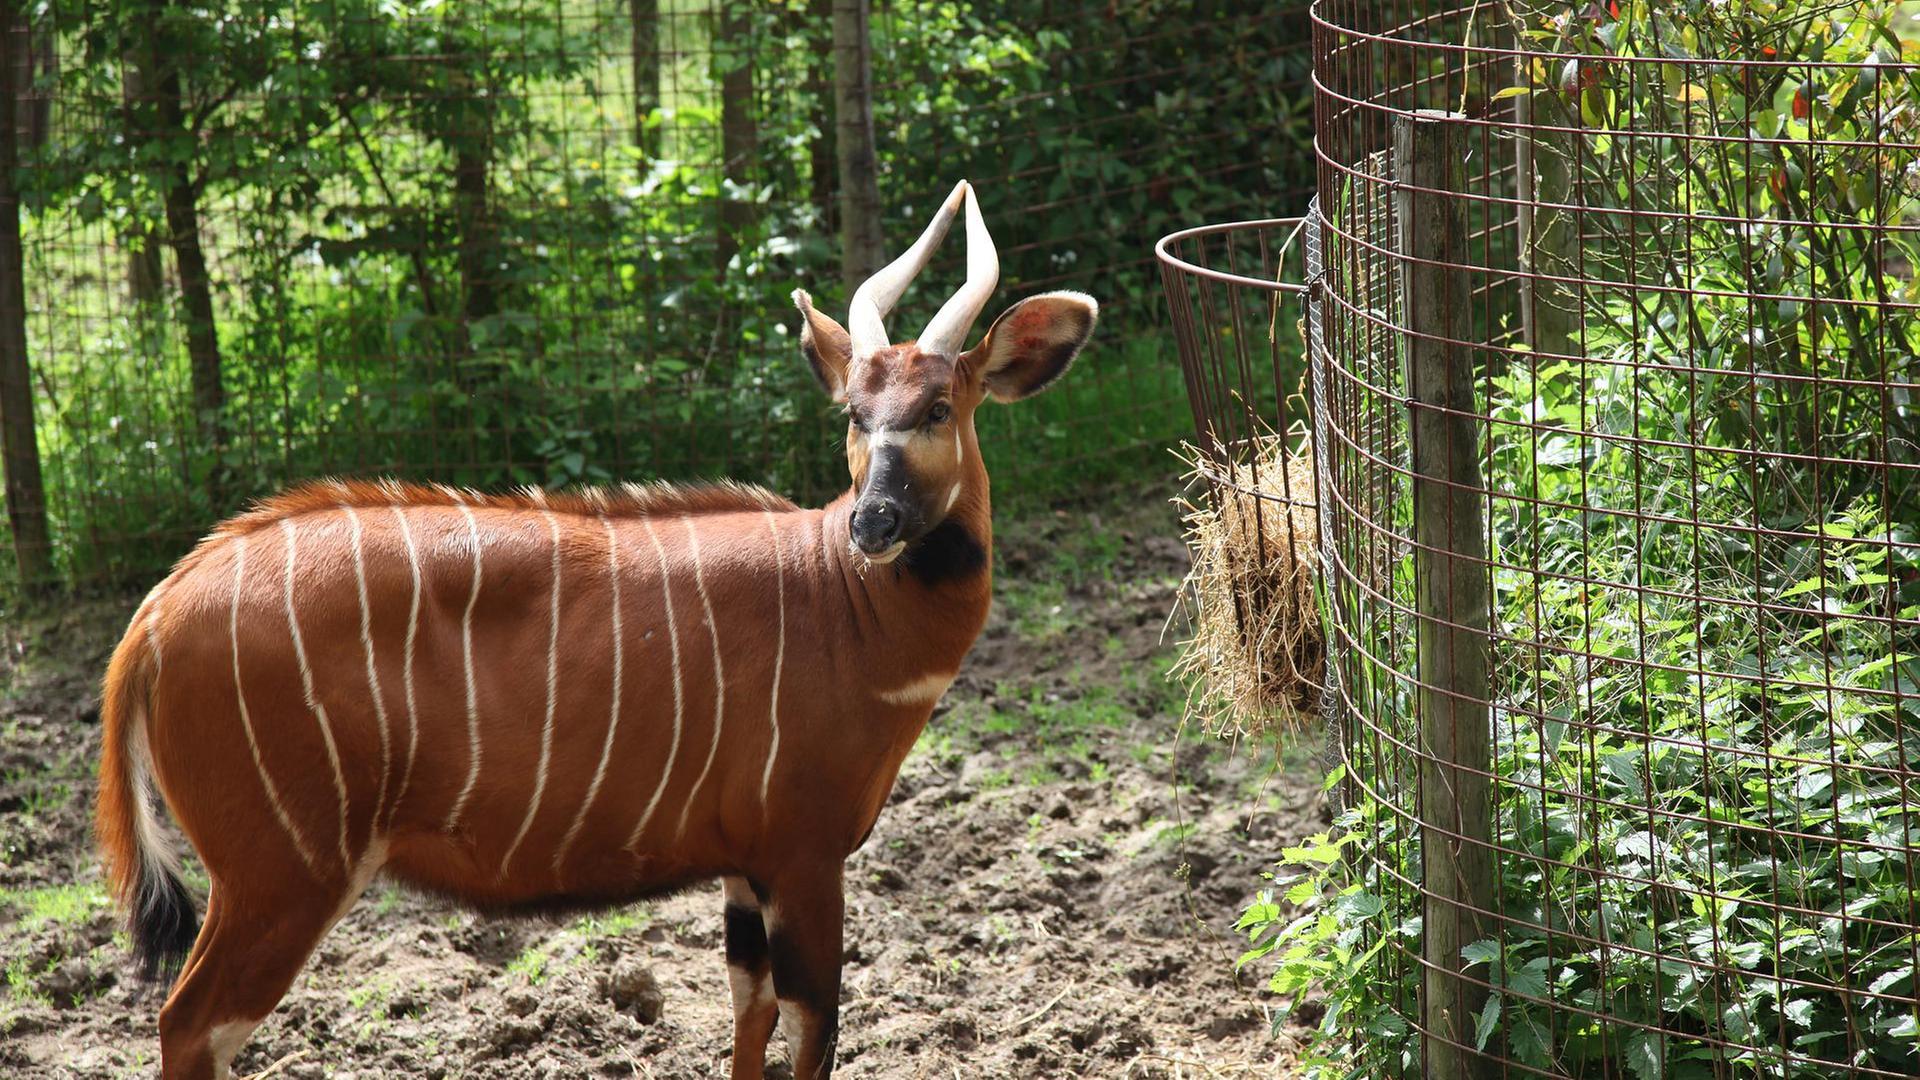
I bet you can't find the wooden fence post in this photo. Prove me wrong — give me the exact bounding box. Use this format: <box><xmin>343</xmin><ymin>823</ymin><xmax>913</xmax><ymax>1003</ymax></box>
<box><xmin>1394</xmin><ymin>108</ymin><xmax>1494</xmax><ymax>1080</ymax></box>
<box><xmin>0</xmin><ymin>1</ymin><xmax>54</xmax><ymax>590</ymax></box>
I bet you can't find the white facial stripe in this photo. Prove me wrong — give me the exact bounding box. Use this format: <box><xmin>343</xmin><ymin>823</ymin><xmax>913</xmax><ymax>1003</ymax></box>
<box><xmin>954</xmin><ymin>429</ymin><xmax>962</xmax><ymax>465</ymax></box>
<box><xmin>866</xmin><ymin>427</ymin><xmax>915</xmax><ymax>449</ymax></box>
<box><xmin>675</xmin><ymin>515</ymin><xmax>728</xmax><ymax>841</ymax></box>
<box><xmin>388</xmin><ymin>507</ymin><xmax>423</xmax><ymax>828</ymax></box>
<box><xmin>341</xmin><ymin>505</ymin><xmax>393</xmax><ymax>839</ymax></box>
<box><xmin>876</xmin><ymin>671</ymin><xmax>957</xmax><ymax>707</ymax></box>
<box><xmin>559</xmin><ymin>514</ymin><xmax>624</xmax><ymax>875</ymax></box>
<box><xmin>629</xmin><ymin>517</ymin><xmax>683</xmax><ymax>851</ymax></box>
<box><xmin>501</xmin><ymin>510</ymin><xmax>564</xmax><ymax>877</ymax></box>
<box><xmin>448</xmin><ymin>505</ymin><xmax>486</xmax><ymax>830</ymax></box>
<box><xmin>230</xmin><ymin>535</ymin><xmax>324</xmax><ymax>878</ymax></box>
<box><xmin>280</xmin><ymin>519</ymin><xmax>355</xmax><ymax>875</ymax></box>
<box><xmin>945</xmin><ymin>483</ymin><xmax>961</xmax><ymax>513</ymax></box>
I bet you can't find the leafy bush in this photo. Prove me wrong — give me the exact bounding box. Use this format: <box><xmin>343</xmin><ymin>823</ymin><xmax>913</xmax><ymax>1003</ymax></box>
<box><xmin>1236</xmin><ymin>2</ymin><xmax>1920</xmax><ymax>1076</ymax></box>
<box><xmin>7</xmin><ymin>0</ymin><xmax>1313</xmax><ymax>584</ymax></box>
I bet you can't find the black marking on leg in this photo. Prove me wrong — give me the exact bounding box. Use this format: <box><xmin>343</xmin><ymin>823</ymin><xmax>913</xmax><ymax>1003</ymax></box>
<box><xmin>902</xmin><ymin>519</ymin><xmax>986</xmax><ymax>588</ymax></box>
<box><xmin>768</xmin><ymin>931</ymin><xmax>836</xmax><ymax>1015</ymax></box>
<box><xmin>724</xmin><ymin>903</ymin><xmax>769</xmax><ymax>971</ymax></box>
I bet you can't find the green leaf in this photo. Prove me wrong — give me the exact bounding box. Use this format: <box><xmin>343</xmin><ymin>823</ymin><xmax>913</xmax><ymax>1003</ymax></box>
<box><xmin>1491</xmin><ymin>86</ymin><xmax>1534</xmax><ymax>102</ymax></box>
<box><xmin>1461</xmin><ymin>939</ymin><xmax>1502</xmax><ymax>968</ymax></box>
<box><xmin>1625</xmin><ymin>1031</ymin><xmax>1664</xmax><ymax>1080</ymax></box>
<box><xmin>1474</xmin><ymin>992</ymin><xmax>1502</xmax><ymax>1052</ymax></box>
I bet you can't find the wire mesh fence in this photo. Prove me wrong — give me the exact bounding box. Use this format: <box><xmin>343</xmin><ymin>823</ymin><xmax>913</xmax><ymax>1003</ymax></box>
<box><xmin>1166</xmin><ymin>0</ymin><xmax>1920</xmax><ymax>1076</ymax></box>
<box><xmin>0</xmin><ymin>0</ymin><xmax>1313</xmax><ymax>588</ymax></box>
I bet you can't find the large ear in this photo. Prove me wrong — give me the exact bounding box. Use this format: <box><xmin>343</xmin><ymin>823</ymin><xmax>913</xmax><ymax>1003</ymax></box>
<box><xmin>967</xmin><ymin>291</ymin><xmax>1098</xmax><ymax>403</ymax></box>
<box><xmin>794</xmin><ymin>289</ymin><xmax>852</xmax><ymax>401</ymax></box>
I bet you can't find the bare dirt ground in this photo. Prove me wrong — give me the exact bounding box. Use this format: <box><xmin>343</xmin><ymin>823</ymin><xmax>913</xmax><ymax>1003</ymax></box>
<box><xmin>0</xmin><ymin>495</ymin><xmax>1322</xmax><ymax>1078</ymax></box>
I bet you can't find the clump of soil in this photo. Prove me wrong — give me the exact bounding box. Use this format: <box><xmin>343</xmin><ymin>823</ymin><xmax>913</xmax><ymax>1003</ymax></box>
<box><xmin>1</xmin><ymin>496</ymin><xmax>1324</xmax><ymax>1078</ymax></box>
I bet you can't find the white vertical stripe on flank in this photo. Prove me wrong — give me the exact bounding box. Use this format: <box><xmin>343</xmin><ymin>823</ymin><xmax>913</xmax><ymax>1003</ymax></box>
<box><xmin>447</xmin><ymin>504</ymin><xmax>487</xmax><ymax>829</ymax></box>
<box><xmin>675</xmin><ymin>515</ymin><xmax>727</xmax><ymax>840</ymax></box>
<box><xmin>628</xmin><ymin>518</ymin><xmax>684</xmax><ymax>851</ymax></box>
<box><xmin>280</xmin><ymin>519</ymin><xmax>355</xmax><ymax>874</ymax></box>
<box><xmin>759</xmin><ymin>511</ymin><xmax>786</xmax><ymax>813</ymax></box>
<box><xmin>387</xmin><ymin>507</ymin><xmax>424</xmax><ymax>825</ymax></box>
<box><xmin>341</xmin><ymin>505</ymin><xmax>393</xmax><ymax>836</ymax></box>
<box><xmin>501</xmin><ymin>510</ymin><xmax>564</xmax><ymax>876</ymax></box>
<box><xmin>229</xmin><ymin>535</ymin><xmax>323</xmax><ymax>878</ymax></box>
<box><xmin>557</xmin><ymin>514</ymin><xmax>624</xmax><ymax>874</ymax></box>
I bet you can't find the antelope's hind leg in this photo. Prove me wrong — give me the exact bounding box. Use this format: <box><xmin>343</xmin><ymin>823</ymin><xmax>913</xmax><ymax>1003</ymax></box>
<box><xmin>157</xmin><ymin>879</ymin><xmax>353</xmax><ymax>1080</ymax></box>
<box><xmin>724</xmin><ymin>876</ymin><xmax>779</xmax><ymax>1079</ymax></box>
<box><xmin>765</xmin><ymin>867</ymin><xmax>845</xmax><ymax>1080</ymax></box>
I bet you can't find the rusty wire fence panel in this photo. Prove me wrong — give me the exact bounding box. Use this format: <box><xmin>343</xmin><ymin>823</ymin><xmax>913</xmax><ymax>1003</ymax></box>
<box><xmin>1168</xmin><ymin>0</ymin><xmax>1920</xmax><ymax>1076</ymax></box>
<box><xmin>1</xmin><ymin>0</ymin><xmax>1312</xmax><ymax>587</ymax></box>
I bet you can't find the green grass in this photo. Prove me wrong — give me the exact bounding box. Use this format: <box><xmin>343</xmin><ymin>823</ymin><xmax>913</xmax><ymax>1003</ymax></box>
<box><xmin>0</xmin><ymin>882</ymin><xmax>108</xmax><ymax>932</ymax></box>
<box><xmin>569</xmin><ymin>907</ymin><xmax>648</xmax><ymax>940</ymax></box>
<box><xmin>505</xmin><ymin>944</ymin><xmax>550</xmax><ymax>986</ymax></box>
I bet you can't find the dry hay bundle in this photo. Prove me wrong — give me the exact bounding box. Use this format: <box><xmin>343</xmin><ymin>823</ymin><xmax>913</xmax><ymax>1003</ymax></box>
<box><xmin>1172</xmin><ymin>433</ymin><xmax>1324</xmax><ymax>739</ymax></box>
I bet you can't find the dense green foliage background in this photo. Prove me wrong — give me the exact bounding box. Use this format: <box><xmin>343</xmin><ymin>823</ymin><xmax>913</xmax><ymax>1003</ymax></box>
<box><xmin>5</xmin><ymin>0</ymin><xmax>1312</xmax><ymax>585</ymax></box>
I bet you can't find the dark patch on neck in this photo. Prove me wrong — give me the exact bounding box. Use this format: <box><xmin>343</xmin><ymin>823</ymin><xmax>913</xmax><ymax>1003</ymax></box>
<box><xmin>901</xmin><ymin>518</ymin><xmax>987</xmax><ymax>587</ymax></box>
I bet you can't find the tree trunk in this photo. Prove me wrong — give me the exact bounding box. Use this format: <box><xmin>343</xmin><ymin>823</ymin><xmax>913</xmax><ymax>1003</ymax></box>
<box><xmin>160</xmin><ymin>177</ymin><xmax>223</xmax><ymax>447</ymax></box>
<box><xmin>831</xmin><ymin>0</ymin><xmax>883</xmax><ymax>298</ymax></box>
<box><xmin>5</xmin><ymin>3</ymin><xmax>47</xmax><ymax>149</ymax></box>
<box><xmin>121</xmin><ymin>45</ymin><xmax>165</xmax><ymax>304</ymax></box>
<box><xmin>0</xmin><ymin>1</ymin><xmax>55</xmax><ymax>587</ymax></box>
<box><xmin>450</xmin><ymin>76</ymin><xmax>499</xmax><ymax>381</ymax></box>
<box><xmin>628</xmin><ymin>0</ymin><xmax>658</xmax><ymax>157</ymax></box>
<box><xmin>715</xmin><ymin>0</ymin><xmax>756</xmax><ymax>274</ymax></box>
<box><xmin>807</xmin><ymin>0</ymin><xmax>836</xmax><ymax>233</ymax></box>
<box><xmin>454</xmin><ymin>133</ymin><xmax>498</xmax><ymax>331</ymax></box>
<box><xmin>149</xmin><ymin>8</ymin><xmax>225</xmax><ymax>471</ymax></box>
<box><xmin>127</xmin><ymin>228</ymin><xmax>166</xmax><ymax>303</ymax></box>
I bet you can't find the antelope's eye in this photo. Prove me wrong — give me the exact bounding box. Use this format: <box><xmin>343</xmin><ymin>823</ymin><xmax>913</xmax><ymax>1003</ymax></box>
<box><xmin>928</xmin><ymin>402</ymin><xmax>952</xmax><ymax>425</ymax></box>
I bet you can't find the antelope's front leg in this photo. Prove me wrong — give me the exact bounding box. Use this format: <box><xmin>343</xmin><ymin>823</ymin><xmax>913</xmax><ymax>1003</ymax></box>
<box><xmin>723</xmin><ymin>876</ymin><xmax>778</xmax><ymax>1079</ymax></box>
<box><xmin>767</xmin><ymin>867</ymin><xmax>845</xmax><ymax>1080</ymax></box>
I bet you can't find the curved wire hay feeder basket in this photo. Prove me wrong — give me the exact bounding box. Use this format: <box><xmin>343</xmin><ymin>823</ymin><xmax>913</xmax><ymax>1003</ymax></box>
<box><xmin>1156</xmin><ymin>218</ymin><xmax>1324</xmax><ymax>741</ymax></box>
<box><xmin>1167</xmin><ymin>1</ymin><xmax>1920</xmax><ymax>1077</ymax></box>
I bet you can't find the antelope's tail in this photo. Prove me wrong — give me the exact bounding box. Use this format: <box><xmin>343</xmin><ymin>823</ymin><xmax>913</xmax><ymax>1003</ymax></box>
<box><xmin>97</xmin><ymin>626</ymin><xmax>199</xmax><ymax>985</ymax></box>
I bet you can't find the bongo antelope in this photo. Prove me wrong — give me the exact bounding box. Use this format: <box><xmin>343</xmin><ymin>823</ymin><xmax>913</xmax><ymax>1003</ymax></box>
<box><xmin>95</xmin><ymin>180</ymin><xmax>1096</xmax><ymax>1080</ymax></box>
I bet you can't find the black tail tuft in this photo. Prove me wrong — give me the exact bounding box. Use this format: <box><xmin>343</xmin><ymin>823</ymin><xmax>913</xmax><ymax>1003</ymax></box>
<box><xmin>130</xmin><ymin>858</ymin><xmax>199</xmax><ymax>987</ymax></box>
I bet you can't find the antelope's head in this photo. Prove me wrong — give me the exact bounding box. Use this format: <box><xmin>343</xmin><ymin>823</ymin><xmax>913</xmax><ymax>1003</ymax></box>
<box><xmin>793</xmin><ymin>181</ymin><xmax>1098</xmax><ymax>563</ymax></box>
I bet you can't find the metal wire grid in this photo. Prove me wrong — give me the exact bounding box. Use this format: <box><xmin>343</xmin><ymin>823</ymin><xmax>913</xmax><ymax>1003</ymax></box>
<box><xmin>0</xmin><ymin>1</ymin><xmax>1314</xmax><ymax>585</ymax></box>
<box><xmin>1166</xmin><ymin>0</ymin><xmax>1920</xmax><ymax>1075</ymax></box>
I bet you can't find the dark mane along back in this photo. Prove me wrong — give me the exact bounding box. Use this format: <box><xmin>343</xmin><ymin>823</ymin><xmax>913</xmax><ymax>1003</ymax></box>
<box><xmin>204</xmin><ymin>478</ymin><xmax>798</xmax><ymax>543</ymax></box>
